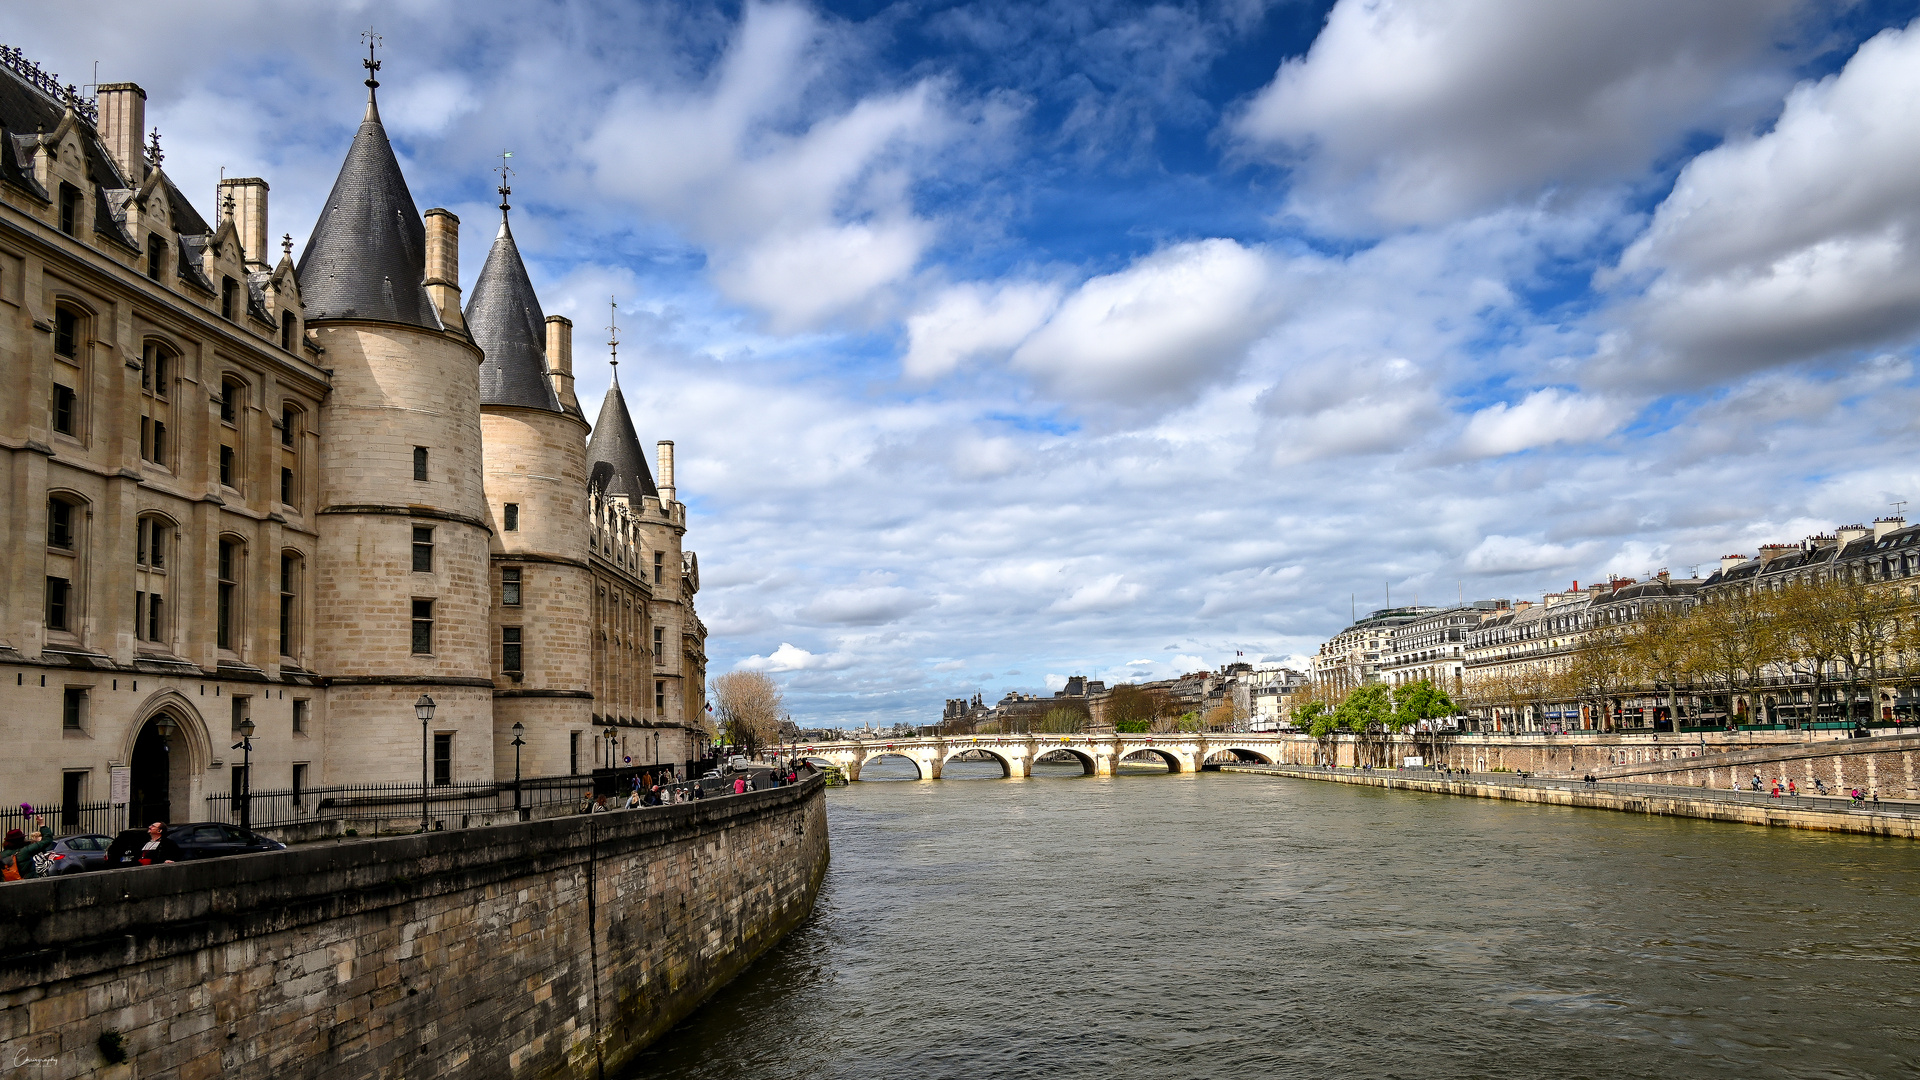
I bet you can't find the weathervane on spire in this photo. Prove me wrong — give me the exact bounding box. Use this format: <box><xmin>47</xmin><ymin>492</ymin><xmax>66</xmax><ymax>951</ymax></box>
<box><xmin>608</xmin><ymin>296</ymin><xmax>620</xmax><ymax>371</ymax></box>
<box><xmin>495</xmin><ymin>150</ymin><xmax>514</xmax><ymax>213</ymax></box>
<box><xmin>362</xmin><ymin>27</ymin><xmax>383</xmax><ymax>91</ymax></box>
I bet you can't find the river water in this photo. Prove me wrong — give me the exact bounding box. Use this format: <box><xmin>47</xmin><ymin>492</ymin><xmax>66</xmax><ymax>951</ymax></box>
<box><xmin>624</xmin><ymin>758</ymin><xmax>1920</xmax><ymax>1079</ymax></box>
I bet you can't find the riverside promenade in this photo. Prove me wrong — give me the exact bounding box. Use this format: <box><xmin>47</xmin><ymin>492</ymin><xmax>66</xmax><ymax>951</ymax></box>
<box><xmin>1219</xmin><ymin>764</ymin><xmax>1920</xmax><ymax>839</ymax></box>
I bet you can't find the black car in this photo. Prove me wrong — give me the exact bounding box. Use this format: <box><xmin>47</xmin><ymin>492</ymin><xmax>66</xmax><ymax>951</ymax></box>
<box><xmin>41</xmin><ymin>833</ymin><xmax>114</xmax><ymax>874</ymax></box>
<box><xmin>104</xmin><ymin>822</ymin><xmax>287</xmax><ymax>868</ymax></box>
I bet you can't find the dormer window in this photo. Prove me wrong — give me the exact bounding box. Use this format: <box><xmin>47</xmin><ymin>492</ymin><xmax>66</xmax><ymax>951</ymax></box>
<box><xmin>58</xmin><ymin>183</ymin><xmax>80</xmax><ymax>236</ymax></box>
<box><xmin>221</xmin><ymin>277</ymin><xmax>238</xmax><ymax>320</ymax></box>
<box><xmin>146</xmin><ymin>235</ymin><xmax>166</xmax><ymax>280</ymax></box>
<box><xmin>280</xmin><ymin>312</ymin><xmax>297</xmax><ymax>350</ymax></box>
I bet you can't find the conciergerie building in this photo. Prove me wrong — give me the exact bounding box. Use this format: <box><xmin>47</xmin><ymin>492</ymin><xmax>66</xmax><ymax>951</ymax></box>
<box><xmin>0</xmin><ymin>46</ymin><xmax>709</xmax><ymax>826</ymax></box>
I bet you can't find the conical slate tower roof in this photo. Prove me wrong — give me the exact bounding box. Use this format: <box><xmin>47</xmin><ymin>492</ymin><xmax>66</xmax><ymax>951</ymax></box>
<box><xmin>586</xmin><ymin>373</ymin><xmax>658</xmax><ymax>499</ymax></box>
<box><xmin>466</xmin><ymin>210</ymin><xmax>560</xmax><ymax>411</ymax></box>
<box><xmin>295</xmin><ymin>91</ymin><xmax>439</xmax><ymax>329</ymax></box>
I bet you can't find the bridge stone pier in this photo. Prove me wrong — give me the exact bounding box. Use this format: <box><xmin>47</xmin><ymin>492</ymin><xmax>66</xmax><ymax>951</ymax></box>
<box><xmin>799</xmin><ymin>733</ymin><xmax>1297</xmax><ymax>781</ymax></box>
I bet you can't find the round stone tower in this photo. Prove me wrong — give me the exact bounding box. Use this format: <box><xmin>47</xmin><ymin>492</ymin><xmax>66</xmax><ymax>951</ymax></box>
<box><xmin>468</xmin><ymin>189</ymin><xmax>594</xmax><ymax>780</ymax></box>
<box><xmin>298</xmin><ymin>71</ymin><xmax>494</xmax><ymax>785</ymax></box>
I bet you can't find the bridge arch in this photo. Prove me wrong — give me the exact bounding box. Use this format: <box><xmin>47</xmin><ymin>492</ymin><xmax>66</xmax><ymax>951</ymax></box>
<box><xmin>1204</xmin><ymin>747</ymin><xmax>1274</xmax><ymax>767</ymax></box>
<box><xmin>861</xmin><ymin>752</ymin><xmax>924</xmax><ymax>780</ymax></box>
<box><xmin>1120</xmin><ymin>748</ymin><xmax>1183</xmax><ymax>773</ymax></box>
<box><xmin>1032</xmin><ymin>747</ymin><xmax>1096</xmax><ymax>776</ymax></box>
<box><xmin>941</xmin><ymin>746</ymin><xmax>1014</xmax><ymax>778</ymax></box>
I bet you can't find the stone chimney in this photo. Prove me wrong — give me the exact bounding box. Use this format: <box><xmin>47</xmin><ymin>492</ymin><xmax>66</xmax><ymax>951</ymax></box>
<box><xmin>422</xmin><ymin>209</ymin><xmax>463</xmax><ymax>332</ymax></box>
<box><xmin>1873</xmin><ymin>516</ymin><xmax>1905</xmax><ymax>542</ymax></box>
<box><xmin>1757</xmin><ymin>544</ymin><xmax>1795</xmax><ymax>565</ymax></box>
<box><xmin>219</xmin><ymin>178</ymin><xmax>269</xmax><ymax>269</ymax></box>
<box><xmin>96</xmin><ymin>82</ymin><xmax>146</xmax><ymax>185</ymax></box>
<box><xmin>1835</xmin><ymin>524</ymin><xmax>1869</xmax><ymax>547</ymax></box>
<box><xmin>1720</xmin><ymin>554</ymin><xmax>1749</xmax><ymax>574</ymax></box>
<box><xmin>545</xmin><ymin>315</ymin><xmax>579</xmax><ymax>412</ymax></box>
<box><xmin>657</xmin><ymin>441</ymin><xmax>676</xmax><ymax>504</ymax></box>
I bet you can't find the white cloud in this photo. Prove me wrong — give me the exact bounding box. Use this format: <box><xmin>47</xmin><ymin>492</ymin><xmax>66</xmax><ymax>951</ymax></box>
<box><xmin>799</xmin><ymin>585</ymin><xmax>933</xmax><ymax>625</ymax></box>
<box><xmin>586</xmin><ymin>2</ymin><xmax>948</xmax><ymax>330</ymax></box>
<box><xmin>737</xmin><ymin>643</ymin><xmax>851</xmax><ymax>672</ymax></box>
<box><xmin>903</xmin><ymin>281</ymin><xmax>1062</xmax><ymax>380</ymax></box>
<box><xmin>1235</xmin><ymin>0</ymin><xmax>1804</xmax><ymax>228</ymax></box>
<box><xmin>1051</xmin><ymin>573</ymin><xmax>1144</xmax><ymax>613</ymax></box>
<box><xmin>1012</xmin><ymin>240</ymin><xmax>1281</xmax><ymax>402</ymax></box>
<box><xmin>1606</xmin><ymin>21</ymin><xmax>1920</xmax><ymax>383</ymax></box>
<box><xmin>1459</xmin><ymin>388</ymin><xmax>1635</xmax><ymax>457</ymax></box>
<box><xmin>1044</xmin><ymin>673</ymin><xmax>1067</xmax><ymax>690</ymax></box>
<box><xmin>1464</xmin><ymin>535</ymin><xmax>1596</xmax><ymax>574</ymax></box>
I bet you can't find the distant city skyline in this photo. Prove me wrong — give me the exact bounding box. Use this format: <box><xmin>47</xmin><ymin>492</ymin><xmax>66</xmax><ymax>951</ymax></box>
<box><xmin>24</xmin><ymin>0</ymin><xmax>1920</xmax><ymax>725</ymax></box>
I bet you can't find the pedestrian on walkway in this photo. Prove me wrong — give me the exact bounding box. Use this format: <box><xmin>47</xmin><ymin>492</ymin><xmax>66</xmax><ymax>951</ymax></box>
<box><xmin>1</xmin><ymin>816</ymin><xmax>55</xmax><ymax>882</ymax></box>
<box><xmin>1788</xmin><ymin>780</ymin><xmax>1797</xmax><ymax>797</ymax></box>
<box><xmin>733</xmin><ymin>775</ymin><xmax>747</xmax><ymax>795</ymax></box>
<box><xmin>135</xmin><ymin>822</ymin><xmax>183</xmax><ymax>866</ymax></box>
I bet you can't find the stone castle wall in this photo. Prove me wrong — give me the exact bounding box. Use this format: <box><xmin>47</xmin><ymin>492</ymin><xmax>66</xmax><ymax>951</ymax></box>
<box><xmin>0</xmin><ymin>777</ymin><xmax>829</xmax><ymax>1080</ymax></box>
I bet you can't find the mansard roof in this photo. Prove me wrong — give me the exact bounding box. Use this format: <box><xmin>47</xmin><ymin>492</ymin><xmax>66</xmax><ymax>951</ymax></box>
<box><xmin>585</xmin><ymin>373</ymin><xmax>658</xmax><ymax>499</ymax></box>
<box><xmin>466</xmin><ymin>211</ymin><xmax>560</xmax><ymax>412</ymax></box>
<box><xmin>295</xmin><ymin>92</ymin><xmax>439</xmax><ymax>329</ymax></box>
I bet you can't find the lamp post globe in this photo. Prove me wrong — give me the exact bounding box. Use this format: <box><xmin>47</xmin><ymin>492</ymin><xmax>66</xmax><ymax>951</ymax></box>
<box><xmin>416</xmin><ymin>695</ymin><xmax>435</xmax><ymax>832</ymax></box>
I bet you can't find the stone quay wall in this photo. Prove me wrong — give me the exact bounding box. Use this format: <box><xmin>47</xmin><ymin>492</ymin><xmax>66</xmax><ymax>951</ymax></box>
<box><xmin>1288</xmin><ymin>731</ymin><xmax>1920</xmax><ymax>800</ymax></box>
<box><xmin>0</xmin><ymin>776</ymin><xmax>829</xmax><ymax>1080</ymax></box>
<box><xmin>1220</xmin><ymin>765</ymin><xmax>1920</xmax><ymax>840</ymax></box>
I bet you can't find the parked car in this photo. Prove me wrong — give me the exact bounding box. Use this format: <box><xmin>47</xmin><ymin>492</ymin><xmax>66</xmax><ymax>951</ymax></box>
<box><xmin>41</xmin><ymin>833</ymin><xmax>114</xmax><ymax>875</ymax></box>
<box><xmin>104</xmin><ymin>822</ymin><xmax>287</xmax><ymax>868</ymax></box>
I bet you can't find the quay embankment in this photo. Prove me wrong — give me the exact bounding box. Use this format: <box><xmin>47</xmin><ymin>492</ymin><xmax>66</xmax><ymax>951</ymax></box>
<box><xmin>1220</xmin><ymin>764</ymin><xmax>1920</xmax><ymax>839</ymax></box>
<box><xmin>0</xmin><ymin>776</ymin><xmax>829</xmax><ymax>1080</ymax></box>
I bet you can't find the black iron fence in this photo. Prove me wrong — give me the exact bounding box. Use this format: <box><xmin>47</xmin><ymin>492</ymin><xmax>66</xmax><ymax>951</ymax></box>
<box><xmin>1</xmin><ymin>800</ymin><xmax>122</xmax><ymax>839</ymax></box>
<box><xmin>202</xmin><ymin>775</ymin><xmax>595</xmax><ymax>831</ymax></box>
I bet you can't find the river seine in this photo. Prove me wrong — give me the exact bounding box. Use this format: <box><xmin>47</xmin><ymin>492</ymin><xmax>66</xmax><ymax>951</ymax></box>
<box><xmin>625</xmin><ymin>758</ymin><xmax>1920</xmax><ymax>1079</ymax></box>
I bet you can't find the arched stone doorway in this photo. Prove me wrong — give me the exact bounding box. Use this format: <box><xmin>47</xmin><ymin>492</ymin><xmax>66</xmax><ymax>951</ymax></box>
<box><xmin>130</xmin><ymin>711</ymin><xmax>195</xmax><ymax>827</ymax></box>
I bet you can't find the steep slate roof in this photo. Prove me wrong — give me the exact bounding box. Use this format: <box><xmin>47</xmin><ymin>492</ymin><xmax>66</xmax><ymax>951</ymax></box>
<box><xmin>585</xmin><ymin>373</ymin><xmax>658</xmax><ymax>499</ymax></box>
<box><xmin>466</xmin><ymin>210</ymin><xmax>560</xmax><ymax>411</ymax></box>
<box><xmin>295</xmin><ymin>91</ymin><xmax>439</xmax><ymax>329</ymax></box>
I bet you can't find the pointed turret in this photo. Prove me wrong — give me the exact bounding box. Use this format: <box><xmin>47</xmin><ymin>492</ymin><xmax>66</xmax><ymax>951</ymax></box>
<box><xmin>467</xmin><ymin>201</ymin><xmax>561</xmax><ymax>411</ymax></box>
<box><xmin>294</xmin><ymin>77</ymin><xmax>438</xmax><ymax>328</ymax></box>
<box><xmin>586</xmin><ymin>371</ymin><xmax>659</xmax><ymax>499</ymax></box>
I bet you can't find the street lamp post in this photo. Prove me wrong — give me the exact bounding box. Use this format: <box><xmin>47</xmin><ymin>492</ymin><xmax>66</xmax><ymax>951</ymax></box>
<box><xmin>231</xmin><ymin>718</ymin><xmax>256</xmax><ymax>830</ymax></box>
<box><xmin>511</xmin><ymin>722</ymin><xmax>525</xmax><ymax>812</ymax></box>
<box><xmin>415</xmin><ymin>695</ymin><xmax>436</xmax><ymax>832</ymax></box>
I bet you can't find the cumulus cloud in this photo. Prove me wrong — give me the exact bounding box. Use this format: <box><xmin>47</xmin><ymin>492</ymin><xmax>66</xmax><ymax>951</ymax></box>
<box><xmin>737</xmin><ymin>643</ymin><xmax>851</xmax><ymax>672</ymax></box>
<box><xmin>799</xmin><ymin>585</ymin><xmax>933</xmax><ymax>625</ymax></box>
<box><xmin>1051</xmin><ymin>573</ymin><xmax>1144</xmax><ymax>613</ymax></box>
<box><xmin>1234</xmin><ymin>0</ymin><xmax>1805</xmax><ymax>228</ymax></box>
<box><xmin>1458</xmin><ymin>388</ymin><xmax>1636</xmax><ymax>458</ymax></box>
<box><xmin>1604</xmin><ymin>21</ymin><xmax>1920</xmax><ymax>383</ymax></box>
<box><xmin>1464</xmin><ymin>535</ymin><xmax>1596</xmax><ymax>574</ymax></box>
<box><xmin>1012</xmin><ymin>240</ymin><xmax>1283</xmax><ymax>403</ymax></box>
<box><xmin>586</xmin><ymin>2</ymin><xmax>948</xmax><ymax>330</ymax></box>
<box><xmin>903</xmin><ymin>281</ymin><xmax>1062</xmax><ymax>380</ymax></box>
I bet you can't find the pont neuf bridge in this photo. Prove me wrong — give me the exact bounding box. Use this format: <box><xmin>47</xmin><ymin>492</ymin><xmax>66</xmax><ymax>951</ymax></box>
<box><xmin>805</xmin><ymin>733</ymin><xmax>1294</xmax><ymax>779</ymax></box>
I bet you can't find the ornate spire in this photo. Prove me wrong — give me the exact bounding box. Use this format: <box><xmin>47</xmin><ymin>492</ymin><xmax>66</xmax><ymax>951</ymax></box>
<box><xmin>609</xmin><ymin>297</ymin><xmax>622</xmax><ymax>369</ymax></box>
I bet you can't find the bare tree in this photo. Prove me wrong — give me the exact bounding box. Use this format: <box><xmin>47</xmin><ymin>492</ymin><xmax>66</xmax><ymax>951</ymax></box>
<box><xmin>711</xmin><ymin>671</ymin><xmax>785</xmax><ymax>757</ymax></box>
<box><xmin>1035</xmin><ymin>705</ymin><xmax>1088</xmax><ymax>734</ymax></box>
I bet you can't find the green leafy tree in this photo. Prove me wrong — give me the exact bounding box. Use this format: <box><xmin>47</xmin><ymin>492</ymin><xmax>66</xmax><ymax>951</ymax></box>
<box><xmin>1333</xmin><ymin>684</ymin><xmax>1393</xmax><ymax>765</ymax></box>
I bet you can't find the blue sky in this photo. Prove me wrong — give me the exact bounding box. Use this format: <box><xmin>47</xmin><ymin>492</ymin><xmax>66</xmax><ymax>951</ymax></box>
<box><xmin>23</xmin><ymin>0</ymin><xmax>1920</xmax><ymax>724</ymax></box>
